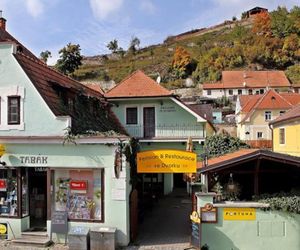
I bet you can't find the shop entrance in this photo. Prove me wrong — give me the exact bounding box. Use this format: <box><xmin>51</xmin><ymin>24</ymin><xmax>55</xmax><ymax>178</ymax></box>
<box><xmin>28</xmin><ymin>168</ymin><xmax>47</xmax><ymax>229</ymax></box>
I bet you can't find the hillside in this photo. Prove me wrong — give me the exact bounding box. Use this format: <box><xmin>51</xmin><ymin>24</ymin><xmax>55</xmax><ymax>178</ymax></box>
<box><xmin>72</xmin><ymin>6</ymin><xmax>300</xmax><ymax>91</ymax></box>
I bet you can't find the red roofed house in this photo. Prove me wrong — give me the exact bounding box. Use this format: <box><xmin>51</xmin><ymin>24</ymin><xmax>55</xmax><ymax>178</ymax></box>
<box><xmin>106</xmin><ymin>70</ymin><xmax>215</xmax><ymax>195</ymax></box>
<box><xmin>203</xmin><ymin>71</ymin><xmax>291</xmax><ymax>99</ymax></box>
<box><xmin>235</xmin><ymin>89</ymin><xmax>300</xmax><ymax>145</ymax></box>
<box><xmin>0</xmin><ymin>15</ymin><xmax>134</xmax><ymax>246</ymax></box>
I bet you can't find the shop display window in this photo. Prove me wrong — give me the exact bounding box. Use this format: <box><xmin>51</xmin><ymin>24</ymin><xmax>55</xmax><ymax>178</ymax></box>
<box><xmin>0</xmin><ymin>169</ymin><xmax>18</xmax><ymax>217</ymax></box>
<box><xmin>54</xmin><ymin>169</ymin><xmax>103</xmax><ymax>221</ymax></box>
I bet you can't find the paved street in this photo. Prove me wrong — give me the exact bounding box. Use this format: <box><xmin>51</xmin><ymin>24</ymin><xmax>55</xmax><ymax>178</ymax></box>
<box><xmin>122</xmin><ymin>188</ymin><xmax>192</xmax><ymax>250</ymax></box>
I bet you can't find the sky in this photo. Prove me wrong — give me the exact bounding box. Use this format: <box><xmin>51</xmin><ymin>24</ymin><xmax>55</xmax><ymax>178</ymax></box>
<box><xmin>0</xmin><ymin>0</ymin><xmax>299</xmax><ymax>64</ymax></box>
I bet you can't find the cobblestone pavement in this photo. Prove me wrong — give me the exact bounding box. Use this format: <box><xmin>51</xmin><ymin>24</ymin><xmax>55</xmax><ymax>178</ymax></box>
<box><xmin>121</xmin><ymin>188</ymin><xmax>193</xmax><ymax>250</ymax></box>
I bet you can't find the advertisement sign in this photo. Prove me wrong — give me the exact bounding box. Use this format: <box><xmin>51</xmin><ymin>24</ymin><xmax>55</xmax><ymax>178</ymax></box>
<box><xmin>0</xmin><ymin>144</ymin><xmax>5</xmax><ymax>157</ymax></box>
<box><xmin>223</xmin><ymin>208</ymin><xmax>256</xmax><ymax>220</ymax></box>
<box><xmin>70</xmin><ymin>180</ymin><xmax>87</xmax><ymax>193</ymax></box>
<box><xmin>0</xmin><ymin>179</ymin><xmax>6</xmax><ymax>191</ymax></box>
<box><xmin>137</xmin><ymin>149</ymin><xmax>197</xmax><ymax>173</ymax></box>
<box><xmin>0</xmin><ymin>223</ymin><xmax>8</xmax><ymax>239</ymax></box>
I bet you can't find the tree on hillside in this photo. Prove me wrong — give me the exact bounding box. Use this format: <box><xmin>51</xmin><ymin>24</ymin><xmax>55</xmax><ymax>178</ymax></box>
<box><xmin>271</xmin><ymin>6</ymin><xmax>294</xmax><ymax>38</ymax></box>
<box><xmin>205</xmin><ymin>134</ymin><xmax>250</xmax><ymax>158</ymax></box>
<box><xmin>106</xmin><ymin>39</ymin><xmax>119</xmax><ymax>53</ymax></box>
<box><xmin>286</xmin><ymin>65</ymin><xmax>300</xmax><ymax>84</ymax></box>
<box><xmin>128</xmin><ymin>36</ymin><xmax>140</xmax><ymax>54</ymax></box>
<box><xmin>252</xmin><ymin>12</ymin><xmax>272</xmax><ymax>37</ymax></box>
<box><xmin>290</xmin><ymin>6</ymin><xmax>300</xmax><ymax>32</ymax></box>
<box><xmin>56</xmin><ymin>43</ymin><xmax>82</xmax><ymax>75</ymax></box>
<box><xmin>40</xmin><ymin>50</ymin><xmax>52</xmax><ymax>63</ymax></box>
<box><xmin>172</xmin><ymin>46</ymin><xmax>192</xmax><ymax>78</ymax></box>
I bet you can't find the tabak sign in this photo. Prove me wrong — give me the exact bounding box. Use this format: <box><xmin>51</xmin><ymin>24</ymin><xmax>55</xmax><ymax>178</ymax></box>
<box><xmin>70</xmin><ymin>180</ymin><xmax>88</xmax><ymax>194</ymax></box>
<box><xmin>0</xmin><ymin>179</ymin><xmax>6</xmax><ymax>191</ymax></box>
<box><xmin>137</xmin><ymin>149</ymin><xmax>197</xmax><ymax>173</ymax></box>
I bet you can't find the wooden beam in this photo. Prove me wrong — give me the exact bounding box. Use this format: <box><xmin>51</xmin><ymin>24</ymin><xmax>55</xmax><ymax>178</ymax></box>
<box><xmin>254</xmin><ymin>159</ymin><xmax>260</xmax><ymax>195</ymax></box>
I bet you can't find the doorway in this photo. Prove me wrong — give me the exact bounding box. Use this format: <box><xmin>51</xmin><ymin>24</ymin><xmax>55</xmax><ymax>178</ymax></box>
<box><xmin>143</xmin><ymin>107</ymin><xmax>155</xmax><ymax>138</ymax></box>
<box><xmin>28</xmin><ymin>168</ymin><xmax>47</xmax><ymax>229</ymax></box>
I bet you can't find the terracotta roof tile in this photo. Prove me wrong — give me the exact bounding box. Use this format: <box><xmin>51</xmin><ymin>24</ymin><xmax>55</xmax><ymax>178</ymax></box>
<box><xmin>203</xmin><ymin>71</ymin><xmax>290</xmax><ymax>89</ymax></box>
<box><xmin>84</xmin><ymin>83</ymin><xmax>105</xmax><ymax>95</ymax></box>
<box><xmin>239</xmin><ymin>90</ymin><xmax>300</xmax><ymax>122</ymax></box>
<box><xmin>105</xmin><ymin>70</ymin><xmax>173</xmax><ymax>98</ymax></box>
<box><xmin>270</xmin><ymin>104</ymin><xmax>300</xmax><ymax>125</ymax></box>
<box><xmin>197</xmin><ymin>149</ymin><xmax>259</xmax><ymax>169</ymax></box>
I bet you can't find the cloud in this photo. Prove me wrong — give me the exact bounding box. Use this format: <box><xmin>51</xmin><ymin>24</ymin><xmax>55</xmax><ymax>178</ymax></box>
<box><xmin>140</xmin><ymin>0</ymin><xmax>157</xmax><ymax>15</ymax></box>
<box><xmin>25</xmin><ymin>0</ymin><xmax>44</xmax><ymax>18</ymax></box>
<box><xmin>89</xmin><ymin>0</ymin><xmax>124</xmax><ymax>20</ymax></box>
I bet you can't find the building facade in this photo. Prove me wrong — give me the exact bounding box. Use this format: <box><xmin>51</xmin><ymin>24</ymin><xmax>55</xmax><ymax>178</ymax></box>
<box><xmin>0</xmin><ymin>19</ymin><xmax>131</xmax><ymax>246</ymax></box>
<box><xmin>236</xmin><ymin>90</ymin><xmax>300</xmax><ymax>143</ymax></box>
<box><xmin>203</xmin><ymin>71</ymin><xmax>291</xmax><ymax>99</ymax></box>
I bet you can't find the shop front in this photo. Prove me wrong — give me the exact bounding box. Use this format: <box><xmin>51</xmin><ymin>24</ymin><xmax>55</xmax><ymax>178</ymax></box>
<box><xmin>0</xmin><ymin>140</ymin><xmax>131</xmax><ymax>246</ymax></box>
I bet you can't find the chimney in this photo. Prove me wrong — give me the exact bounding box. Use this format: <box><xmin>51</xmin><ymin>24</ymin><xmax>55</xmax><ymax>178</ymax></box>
<box><xmin>0</xmin><ymin>11</ymin><xmax>6</xmax><ymax>30</ymax></box>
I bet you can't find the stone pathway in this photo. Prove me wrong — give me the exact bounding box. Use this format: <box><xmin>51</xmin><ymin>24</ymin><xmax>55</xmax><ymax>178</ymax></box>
<box><xmin>121</xmin><ymin>188</ymin><xmax>193</xmax><ymax>250</ymax></box>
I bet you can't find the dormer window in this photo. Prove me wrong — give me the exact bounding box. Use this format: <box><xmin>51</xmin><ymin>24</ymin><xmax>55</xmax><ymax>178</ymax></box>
<box><xmin>8</xmin><ymin>96</ymin><xmax>20</xmax><ymax>124</ymax></box>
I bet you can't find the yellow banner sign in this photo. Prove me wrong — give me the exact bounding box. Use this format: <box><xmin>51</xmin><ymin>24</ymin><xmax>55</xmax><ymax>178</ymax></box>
<box><xmin>0</xmin><ymin>145</ymin><xmax>5</xmax><ymax>157</ymax></box>
<box><xmin>223</xmin><ymin>208</ymin><xmax>256</xmax><ymax>221</ymax></box>
<box><xmin>137</xmin><ymin>149</ymin><xmax>197</xmax><ymax>173</ymax></box>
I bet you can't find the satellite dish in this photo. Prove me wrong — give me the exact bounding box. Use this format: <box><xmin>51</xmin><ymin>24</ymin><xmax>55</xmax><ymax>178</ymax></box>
<box><xmin>156</xmin><ymin>75</ymin><xmax>161</xmax><ymax>84</ymax></box>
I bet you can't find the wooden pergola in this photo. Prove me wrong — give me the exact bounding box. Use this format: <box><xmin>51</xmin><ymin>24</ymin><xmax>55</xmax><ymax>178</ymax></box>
<box><xmin>199</xmin><ymin>149</ymin><xmax>300</xmax><ymax>199</ymax></box>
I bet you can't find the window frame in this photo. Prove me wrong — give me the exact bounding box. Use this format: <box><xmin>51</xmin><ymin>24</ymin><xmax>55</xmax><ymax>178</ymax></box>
<box><xmin>228</xmin><ymin>89</ymin><xmax>233</xmax><ymax>95</ymax></box>
<box><xmin>257</xmin><ymin>132</ymin><xmax>263</xmax><ymax>139</ymax></box>
<box><xmin>248</xmin><ymin>89</ymin><xmax>253</xmax><ymax>95</ymax></box>
<box><xmin>279</xmin><ymin>128</ymin><xmax>285</xmax><ymax>145</ymax></box>
<box><xmin>126</xmin><ymin>107</ymin><xmax>138</xmax><ymax>125</ymax></box>
<box><xmin>7</xmin><ymin>96</ymin><xmax>21</xmax><ymax>125</ymax></box>
<box><xmin>264</xmin><ymin>111</ymin><xmax>272</xmax><ymax>121</ymax></box>
<box><xmin>238</xmin><ymin>89</ymin><xmax>242</xmax><ymax>95</ymax></box>
<box><xmin>207</xmin><ymin>90</ymin><xmax>212</xmax><ymax>96</ymax></box>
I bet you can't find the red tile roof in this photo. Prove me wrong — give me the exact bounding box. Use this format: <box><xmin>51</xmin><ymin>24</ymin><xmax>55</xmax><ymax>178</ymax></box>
<box><xmin>270</xmin><ymin>104</ymin><xmax>300</xmax><ymax>125</ymax></box>
<box><xmin>84</xmin><ymin>83</ymin><xmax>105</xmax><ymax>95</ymax></box>
<box><xmin>238</xmin><ymin>90</ymin><xmax>300</xmax><ymax>122</ymax></box>
<box><xmin>105</xmin><ymin>70</ymin><xmax>173</xmax><ymax>98</ymax></box>
<box><xmin>197</xmin><ymin>149</ymin><xmax>259</xmax><ymax>169</ymax></box>
<box><xmin>203</xmin><ymin>71</ymin><xmax>291</xmax><ymax>89</ymax></box>
<box><xmin>0</xmin><ymin>28</ymin><xmax>38</xmax><ymax>60</ymax></box>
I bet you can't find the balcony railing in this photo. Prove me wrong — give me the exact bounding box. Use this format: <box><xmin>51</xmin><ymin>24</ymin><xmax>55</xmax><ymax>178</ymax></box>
<box><xmin>125</xmin><ymin>124</ymin><xmax>205</xmax><ymax>139</ymax></box>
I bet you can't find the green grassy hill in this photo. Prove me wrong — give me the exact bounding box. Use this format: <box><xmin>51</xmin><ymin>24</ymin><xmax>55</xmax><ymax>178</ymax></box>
<box><xmin>72</xmin><ymin>6</ymin><xmax>300</xmax><ymax>89</ymax></box>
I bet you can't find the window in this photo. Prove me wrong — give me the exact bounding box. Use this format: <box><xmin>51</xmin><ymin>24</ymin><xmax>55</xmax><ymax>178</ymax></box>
<box><xmin>238</xmin><ymin>89</ymin><xmax>242</xmax><ymax>95</ymax></box>
<box><xmin>228</xmin><ymin>90</ymin><xmax>233</xmax><ymax>95</ymax></box>
<box><xmin>255</xmin><ymin>90</ymin><xmax>259</xmax><ymax>95</ymax></box>
<box><xmin>126</xmin><ymin>107</ymin><xmax>138</xmax><ymax>125</ymax></box>
<box><xmin>279</xmin><ymin>128</ymin><xmax>285</xmax><ymax>144</ymax></box>
<box><xmin>279</xmin><ymin>111</ymin><xmax>285</xmax><ymax>116</ymax></box>
<box><xmin>8</xmin><ymin>96</ymin><xmax>20</xmax><ymax>124</ymax></box>
<box><xmin>248</xmin><ymin>89</ymin><xmax>253</xmax><ymax>95</ymax></box>
<box><xmin>0</xmin><ymin>169</ymin><xmax>18</xmax><ymax>217</ymax></box>
<box><xmin>207</xmin><ymin>90</ymin><xmax>211</xmax><ymax>96</ymax></box>
<box><xmin>260</xmin><ymin>89</ymin><xmax>264</xmax><ymax>94</ymax></box>
<box><xmin>265</xmin><ymin>111</ymin><xmax>272</xmax><ymax>121</ymax></box>
<box><xmin>257</xmin><ymin>132</ymin><xmax>263</xmax><ymax>139</ymax></box>
<box><xmin>54</xmin><ymin>169</ymin><xmax>103</xmax><ymax>221</ymax></box>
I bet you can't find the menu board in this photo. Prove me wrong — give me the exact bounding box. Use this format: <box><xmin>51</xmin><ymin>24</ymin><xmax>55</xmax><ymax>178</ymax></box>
<box><xmin>191</xmin><ymin>221</ymin><xmax>200</xmax><ymax>249</ymax></box>
<box><xmin>51</xmin><ymin>211</ymin><xmax>68</xmax><ymax>234</ymax></box>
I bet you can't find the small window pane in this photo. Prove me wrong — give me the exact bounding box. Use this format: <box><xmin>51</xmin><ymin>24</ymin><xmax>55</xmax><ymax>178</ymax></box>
<box><xmin>126</xmin><ymin>108</ymin><xmax>138</xmax><ymax>125</ymax></box>
<box><xmin>265</xmin><ymin>111</ymin><xmax>272</xmax><ymax>121</ymax></box>
<box><xmin>207</xmin><ymin>90</ymin><xmax>211</xmax><ymax>95</ymax></box>
<box><xmin>8</xmin><ymin>96</ymin><xmax>20</xmax><ymax>125</ymax></box>
<box><xmin>279</xmin><ymin>128</ymin><xmax>285</xmax><ymax>144</ymax></box>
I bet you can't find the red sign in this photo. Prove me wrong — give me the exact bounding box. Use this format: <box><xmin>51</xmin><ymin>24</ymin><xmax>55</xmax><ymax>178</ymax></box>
<box><xmin>70</xmin><ymin>181</ymin><xmax>87</xmax><ymax>191</ymax></box>
<box><xmin>0</xmin><ymin>179</ymin><xmax>6</xmax><ymax>191</ymax></box>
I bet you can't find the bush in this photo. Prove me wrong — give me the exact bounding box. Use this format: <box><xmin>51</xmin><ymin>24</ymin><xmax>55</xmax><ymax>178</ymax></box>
<box><xmin>253</xmin><ymin>192</ymin><xmax>300</xmax><ymax>214</ymax></box>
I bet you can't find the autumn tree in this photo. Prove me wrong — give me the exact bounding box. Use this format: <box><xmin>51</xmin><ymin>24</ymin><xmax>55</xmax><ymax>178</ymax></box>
<box><xmin>252</xmin><ymin>12</ymin><xmax>272</xmax><ymax>37</ymax></box>
<box><xmin>271</xmin><ymin>6</ymin><xmax>294</xmax><ymax>38</ymax></box>
<box><xmin>172</xmin><ymin>46</ymin><xmax>192</xmax><ymax>78</ymax></box>
<box><xmin>40</xmin><ymin>50</ymin><xmax>51</xmax><ymax>63</ymax></box>
<box><xmin>56</xmin><ymin>43</ymin><xmax>82</xmax><ymax>75</ymax></box>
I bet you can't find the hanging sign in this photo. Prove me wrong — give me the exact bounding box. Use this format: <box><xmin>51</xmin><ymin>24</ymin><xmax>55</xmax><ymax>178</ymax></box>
<box><xmin>190</xmin><ymin>212</ymin><xmax>201</xmax><ymax>250</ymax></box>
<box><xmin>223</xmin><ymin>208</ymin><xmax>256</xmax><ymax>221</ymax></box>
<box><xmin>137</xmin><ymin>149</ymin><xmax>197</xmax><ymax>173</ymax></box>
<box><xmin>0</xmin><ymin>223</ymin><xmax>8</xmax><ymax>239</ymax></box>
<box><xmin>70</xmin><ymin>181</ymin><xmax>87</xmax><ymax>193</ymax></box>
<box><xmin>0</xmin><ymin>179</ymin><xmax>6</xmax><ymax>191</ymax></box>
